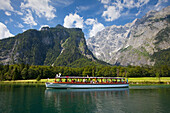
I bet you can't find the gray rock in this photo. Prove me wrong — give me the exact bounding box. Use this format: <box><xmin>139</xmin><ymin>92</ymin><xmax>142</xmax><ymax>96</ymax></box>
<box><xmin>87</xmin><ymin>6</ymin><xmax>170</xmax><ymax>66</ymax></box>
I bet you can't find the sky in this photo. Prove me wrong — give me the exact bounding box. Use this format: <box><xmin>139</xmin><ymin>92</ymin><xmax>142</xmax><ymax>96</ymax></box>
<box><xmin>0</xmin><ymin>0</ymin><xmax>169</xmax><ymax>40</ymax></box>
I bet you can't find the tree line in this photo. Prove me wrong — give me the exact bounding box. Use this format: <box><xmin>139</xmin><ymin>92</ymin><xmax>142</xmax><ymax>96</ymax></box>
<box><xmin>0</xmin><ymin>64</ymin><xmax>169</xmax><ymax>81</ymax></box>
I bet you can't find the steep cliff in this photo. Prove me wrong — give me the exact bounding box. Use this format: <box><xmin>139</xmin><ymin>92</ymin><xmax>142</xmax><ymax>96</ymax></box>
<box><xmin>0</xmin><ymin>25</ymin><xmax>105</xmax><ymax>67</ymax></box>
<box><xmin>87</xmin><ymin>6</ymin><xmax>170</xmax><ymax>66</ymax></box>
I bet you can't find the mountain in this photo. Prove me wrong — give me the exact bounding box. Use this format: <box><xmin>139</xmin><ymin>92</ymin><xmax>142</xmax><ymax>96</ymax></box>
<box><xmin>87</xmin><ymin>6</ymin><xmax>170</xmax><ymax>66</ymax></box>
<box><xmin>0</xmin><ymin>25</ymin><xmax>106</xmax><ymax>67</ymax></box>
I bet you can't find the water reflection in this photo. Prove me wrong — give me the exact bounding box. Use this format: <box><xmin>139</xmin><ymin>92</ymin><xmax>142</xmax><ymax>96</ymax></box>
<box><xmin>44</xmin><ymin>88</ymin><xmax>129</xmax><ymax>113</ymax></box>
<box><xmin>1</xmin><ymin>84</ymin><xmax>170</xmax><ymax>113</ymax></box>
<box><xmin>45</xmin><ymin>88</ymin><xmax>129</xmax><ymax>92</ymax></box>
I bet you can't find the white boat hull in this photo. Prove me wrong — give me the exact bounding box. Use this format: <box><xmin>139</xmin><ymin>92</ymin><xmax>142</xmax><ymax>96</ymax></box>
<box><xmin>45</xmin><ymin>82</ymin><xmax>129</xmax><ymax>89</ymax></box>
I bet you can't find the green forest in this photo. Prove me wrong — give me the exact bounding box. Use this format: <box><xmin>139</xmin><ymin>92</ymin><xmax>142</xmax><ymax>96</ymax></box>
<box><xmin>0</xmin><ymin>63</ymin><xmax>169</xmax><ymax>81</ymax></box>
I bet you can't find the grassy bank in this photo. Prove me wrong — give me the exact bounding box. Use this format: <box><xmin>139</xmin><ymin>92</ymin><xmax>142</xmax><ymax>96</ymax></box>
<box><xmin>128</xmin><ymin>77</ymin><xmax>170</xmax><ymax>84</ymax></box>
<box><xmin>1</xmin><ymin>77</ymin><xmax>170</xmax><ymax>85</ymax></box>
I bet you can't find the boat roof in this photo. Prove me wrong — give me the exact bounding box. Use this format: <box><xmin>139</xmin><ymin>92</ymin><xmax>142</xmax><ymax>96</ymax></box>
<box><xmin>56</xmin><ymin>76</ymin><xmax>125</xmax><ymax>79</ymax></box>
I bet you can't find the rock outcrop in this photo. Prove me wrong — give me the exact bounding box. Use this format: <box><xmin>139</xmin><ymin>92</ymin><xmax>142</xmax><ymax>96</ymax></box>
<box><xmin>87</xmin><ymin>6</ymin><xmax>170</xmax><ymax>66</ymax></box>
<box><xmin>0</xmin><ymin>25</ymin><xmax>104</xmax><ymax>67</ymax></box>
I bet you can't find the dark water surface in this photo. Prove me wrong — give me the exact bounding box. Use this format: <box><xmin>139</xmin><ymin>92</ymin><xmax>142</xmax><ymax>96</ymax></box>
<box><xmin>0</xmin><ymin>84</ymin><xmax>170</xmax><ymax>113</ymax></box>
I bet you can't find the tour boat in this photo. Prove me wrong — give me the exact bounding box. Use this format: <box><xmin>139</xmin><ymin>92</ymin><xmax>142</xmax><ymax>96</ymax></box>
<box><xmin>45</xmin><ymin>76</ymin><xmax>129</xmax><ymax>89</ymax></box>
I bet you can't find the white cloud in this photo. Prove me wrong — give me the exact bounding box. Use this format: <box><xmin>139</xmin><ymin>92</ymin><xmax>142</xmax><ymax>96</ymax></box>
<box><xmin>15</xmin><ymin>11</ymin><xmax>23</xmax><ymax>15</ymax></box>
<box><xmin>76</xmin><ymin>6</ymin><xmax>91</xmax><ymax>12</ymax></box>
<box><xmin>136</xmin><ymin>10</ymin><xmax>141</xmax><ymax>16</ymax></box>
<box><xmin>63</xmin><ymin>13</ymin><xmax>84</xmax><ymax>29</ymax></box>
<box><xmin>101</xmin><ymin>0</ymin><xmax>151</xmax><ymax>21</ymax></box>
<box><xmin>22</xmin><ymin>29</ymin><xmax>27</xmax><ymax>32</ymax></box>
<box><xmin>0</xmin><ymin>0</ymin><xmax>23</xmax><ymax>16</ymax></box>
<box><xmin>0</xmin><ymin>0</ymin><xmax>13</xmax><ymax>11</ymax></box>
<box><xmin>4</xmin><ymin>18</ymin><xmax>13</xmax><ymax>24</ymax></box>
<box><xmin>39</xmin><ymin>25</ymin><xmax>49</xmax><ymax>30</ymax></box>
<box><xmin>18</xmin><ymin>23</ymin><xmax>24</xmax><ymax>28</ymax></box>
<box><xmin>123</xmin><ymin>0</ymin><xmax>136</xmax><ymax>8</ymax></box>
<box><xmin>102</xmin><ymin>6</ymin><xmax>120</xmax><ymax>21</ymax></box>
<box><xmin>100</xmin><ymin>0</ymin><xmax>111</xmax><ymax>4</ymax></box>
<box><xmin>22</xmin><ymin>9</ymin><xmax>37</xmax><ymax>26</ymax></box>
<box><xmin>85</xmin><ymin>19</ymin><xmax>105</xmax><ymax>37</ymax></box>
<box><xmin>21</xmin><ymin>0</ymin><xmax>56</xmax><ymax>20</ymax></box>
<box><xmin>0</xmin><ymin>22</ymin><xmax>14</xmax><ymax>39</ymax></box>
<box><xmin>5</xmin><ymin>11</ymin><xmax>11</xmax><ymax>16</ymax></box>
<box><xmin>85</xmin><ymin>19</ymin><xmax>96</xmax><ymax>25</ymax></box>
<box><xmin>155</xmin><ymin>0</ymin><xmax>168</xmax><ymax>11</ymax></box>
<box><xmin>54</xmin><ymin>0</ymin><xmax>74</xmax><ymax>7</ymax></box>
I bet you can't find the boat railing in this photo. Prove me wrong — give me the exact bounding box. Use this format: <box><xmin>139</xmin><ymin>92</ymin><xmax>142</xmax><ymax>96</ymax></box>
<box><xmin>53</xmin><ymin>79</ymin><xmax>128</xmax><ymax>84</ymax></box>
<box><xmin>51</xmin><ymin>76</ymin><xmax>128</xmax><ymax>84</ymax></box>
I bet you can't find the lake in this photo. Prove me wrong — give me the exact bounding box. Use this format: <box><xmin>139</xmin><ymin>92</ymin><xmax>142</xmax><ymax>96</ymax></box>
<box><xmin>0</xmin><ymin>84</ymin><xmax>170</xmax><ymax>113</ymax></box>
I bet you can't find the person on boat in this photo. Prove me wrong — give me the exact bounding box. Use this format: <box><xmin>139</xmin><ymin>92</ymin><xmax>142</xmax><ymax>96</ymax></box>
<box><xmin>59</xmin><ymin>79</ymin><xmax>62</xmax><ymax>82</ymax></box>
<box><xmin>112</xmin><ymin>79</ymin><xmax>114</xmax><ymax>83</ymax></box>
<box><xmin>106</xmin><ymin>80</ymin><xmax>109</xmax><ymax>83</ymax></box>
<box><xmin>90</xmin><ymin>80</ymin><xmax>93</xmax><ymax>84</ymax></box>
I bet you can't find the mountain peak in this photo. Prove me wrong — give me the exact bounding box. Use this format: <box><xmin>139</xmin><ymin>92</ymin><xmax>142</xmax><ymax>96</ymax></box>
<box><xmin>55</xmin><ymin>24</ymin><xmax>64</xmax><ymax>28</ymax></box>
<box><xmin>0</xmin><ymin>25</ymin><xmax>103</xmax><ymax>67</ymax></box>
<box><xmin>40</xmin><ymin>26</ymin><xmax>50</xmax><ymax>31</ymax></box>
<box><xmin>87</xmin><ymin>6</ymin><xmax>170</xmax><ymax>66</ymax></box>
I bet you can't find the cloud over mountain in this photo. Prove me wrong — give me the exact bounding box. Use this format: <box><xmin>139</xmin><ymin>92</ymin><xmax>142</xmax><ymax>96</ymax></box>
<box><xmin>63</xmin><ymin>13</ymin><xmax>84</xmax><ymax>29</ymax></box>
<box><xmin>0</xmin><ymin>0</ymin><xmax>169</xmax><ymax>40</ymax></box>
<box><xmin>20</xmin><ymin>0</ymin><xmax>56</xmax><ymax>20</ymax></box>
<box><xmin>85</xmin><ymin>19</ymin><xmax>105</xmax><ymax>37</ymax></box>
<box><xmin>0</xmin><ymin>22</ymin><xmax>14</xmax><ymax>39</ymax></box>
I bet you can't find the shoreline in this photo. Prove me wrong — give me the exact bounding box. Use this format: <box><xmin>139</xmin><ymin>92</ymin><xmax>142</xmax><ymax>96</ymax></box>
<box><xmin>1</xmin><ymin>82</ymin><xmax>169</xmax><ymax>85</ymax></box>
<box><xmin>129</xmin><ymin>81</ymin><xmax>170</xmax><ymax>85</ymax></box>
<box><xmin>1</xmin><ymin>77</ymin><xmax>170</xmax><ymax>85</ymax></box>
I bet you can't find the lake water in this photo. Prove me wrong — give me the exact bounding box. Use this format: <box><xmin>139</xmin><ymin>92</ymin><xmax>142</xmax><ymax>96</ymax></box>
<box><xmin>0</xmin><ymin>84</ymin><xmax>170</xmax><ymax>113</ymax></box>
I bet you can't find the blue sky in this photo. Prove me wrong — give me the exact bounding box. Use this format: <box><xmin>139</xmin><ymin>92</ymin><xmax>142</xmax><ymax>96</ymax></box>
<box><xmin>0</xmin><ymin>0</ymin><xmax>169</xmax><ymax>39</ymax></box>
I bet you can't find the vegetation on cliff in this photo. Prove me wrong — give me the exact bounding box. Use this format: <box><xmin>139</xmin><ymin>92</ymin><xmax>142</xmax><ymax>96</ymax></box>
<box><xmin>0</xmin><ymin>25</ymin><xmax>107</xmax><ymax>67</ymax></box>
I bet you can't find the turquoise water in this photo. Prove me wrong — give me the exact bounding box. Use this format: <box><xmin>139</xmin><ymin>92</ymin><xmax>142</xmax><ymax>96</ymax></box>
<box><xmin>0</xmin><ymin>84</ymin><xmax>170</xmax><ymax>113</ymax></box>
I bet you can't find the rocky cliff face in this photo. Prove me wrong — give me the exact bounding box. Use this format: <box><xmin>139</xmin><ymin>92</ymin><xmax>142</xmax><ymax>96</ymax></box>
<box><xmin>87</xmin><ymin>19</ymin><xmax>136</xmax><ymax>62</ymax></box>
<box><xmin>87</xmin><ymin>6</ymin><xmax>170</xmax><ymax>66</ymax></box>
<box><xmin>0</xmin><ymin>25</ymin><xmax>99</xmax><ymax>67</ymax></box>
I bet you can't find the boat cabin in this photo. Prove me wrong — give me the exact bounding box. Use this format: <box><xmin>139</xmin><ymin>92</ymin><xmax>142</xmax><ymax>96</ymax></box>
<box><xmin>53</xmin><ymin>77</ymin><xmax>128</xmax><ymax>84</ymax></box>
